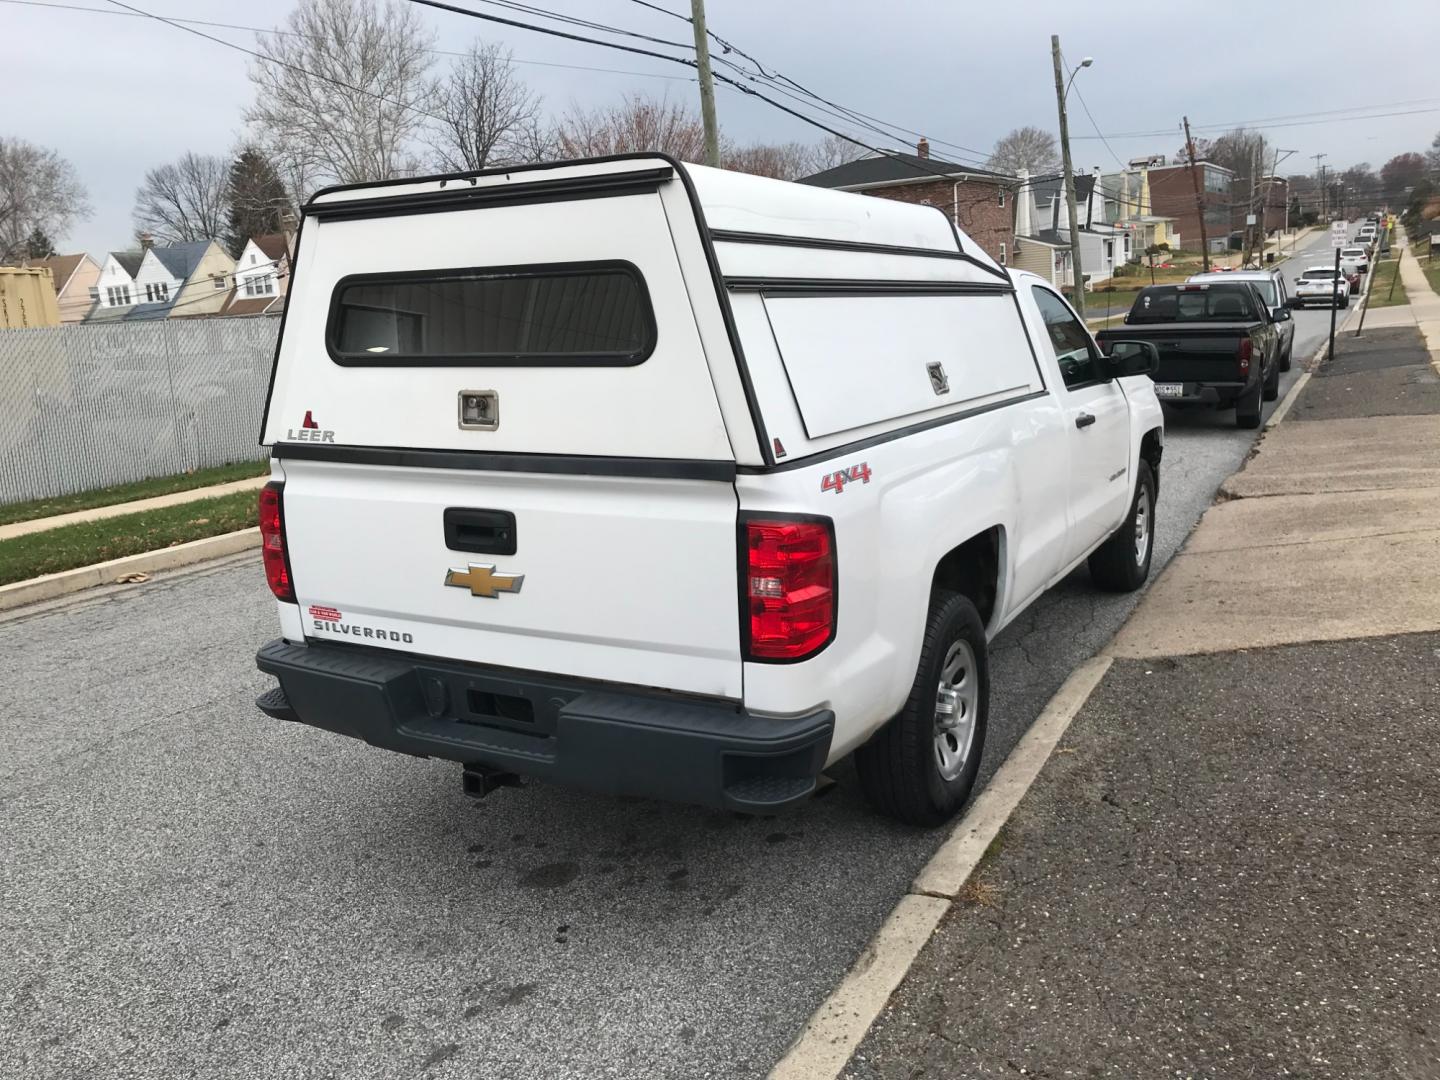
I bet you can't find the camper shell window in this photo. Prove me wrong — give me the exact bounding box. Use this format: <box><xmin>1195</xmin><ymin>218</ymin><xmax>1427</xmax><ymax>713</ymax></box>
<box><xmin>326</xmin><ymin>261</ymin><xmax>656</xmax><ymax>366</ymax></box>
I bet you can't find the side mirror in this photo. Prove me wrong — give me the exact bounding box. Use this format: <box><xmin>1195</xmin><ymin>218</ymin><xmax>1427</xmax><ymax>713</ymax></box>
<box><xmin>1102</xmin><ymin>340</ymin><xmax>1160</xmax><ymax>378</ymax></box>
<box><xmin>1272</xmin><ymin>306</ymin><xmax>1292</xmax><ymax>321</ymax></box>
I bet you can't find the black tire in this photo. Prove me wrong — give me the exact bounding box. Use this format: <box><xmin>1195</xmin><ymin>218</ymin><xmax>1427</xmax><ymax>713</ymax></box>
<box><xmin>1262</xmin><ymin>356</ymin><xmax>1280</xmax><ymax>401</ymax></box>
<box><xmin>1088</xmin><ymin>461</ymin><xmax>1156</xmax><ymax>593</ymax></box>
<box><xmin>1279</xmin><ymin>341</ymin><xmax>1293</xmax><ymax>372</ymax></box>
<box><xmin>1340</xmin><ymin>297</ymin><xmax>1350</xmax><ymax>309</ymax></box>
<box><xmin>1236</xmin><ymin>384</ymin><xmax>1263</xmax><ymax>428</ymax></box>
<box><xmin>855</xmin><ymin>592</ymin><xmax>988</xmax><ymax>827</ymax></box>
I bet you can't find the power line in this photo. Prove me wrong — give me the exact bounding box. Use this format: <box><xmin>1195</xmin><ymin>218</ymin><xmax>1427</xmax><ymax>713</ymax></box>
<box><xmin>0</xmin><ymin>0</ymin><xmax>697</xmax><ymax>80</ymax></box>
<box><xmin>401</xmin><ymin>0</ymin><xmax>1014</xmax><ymax>193</ymax></box>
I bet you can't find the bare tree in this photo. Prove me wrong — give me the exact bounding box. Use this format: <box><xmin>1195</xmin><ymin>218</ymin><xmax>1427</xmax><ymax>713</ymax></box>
<box><xmin>132</xmin><ymin>152</ymin><xmax>229</xmax><ymax>245</ymax></box>
<box><xmin>556</xmin><ymin>94</ymin><xmax>709</xmax><ymax>161</ymax></box>
<box><xmin>246</xmin><ymin>0</ymin><xmax>434</xmax><ymax>191</ymax></box>
<box><xmin>427</xmin><ymin>42</ymin><xmax>543</xmax><ymax>171</ymax></box>
<box><xmin>0</xmin><ymin>137</ymin><xmax>90</xmax><ymax>261</ymax></box>
<box><xmin>987</xmin><ymin>127</ymin><xmax>1059</xmax><ymax>177</ymax></box>
<box><xmin>723</xmin><ymin>141</ymin><xmax>814</xmax><ymax>180</ymax></box>
<box><xmin>800</xmin><ymin>133</ymin><xmax>865</xmax><ymax>175</ymax></box>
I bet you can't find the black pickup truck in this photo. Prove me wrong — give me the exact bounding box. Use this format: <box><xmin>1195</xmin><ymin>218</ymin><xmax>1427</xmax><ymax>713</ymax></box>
<box><xmin>1096</xmin><ymin>282</ymin><xmax>1285</xmax><ymax>429</ymax></box>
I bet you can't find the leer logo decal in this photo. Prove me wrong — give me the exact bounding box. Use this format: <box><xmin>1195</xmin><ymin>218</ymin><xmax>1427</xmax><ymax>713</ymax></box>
<box><xmin>445</xmin><ymin>563</ymin><xmax>525</xmax><ymax>598</ymax></box>
<box><xmin>821</xmin><ymin>462</ymin><xmax>872</xmax><ymax>495</ymax></box>
<box><xmin>286</xmin><ymin>410</ymin><xmax>335</xmax><ymax>443</ymax></box>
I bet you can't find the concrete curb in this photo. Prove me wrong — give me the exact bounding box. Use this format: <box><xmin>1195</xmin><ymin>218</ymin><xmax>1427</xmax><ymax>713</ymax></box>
<box><xmin>0</xmin><ymin>528</ymin><xmax>260</xmax><ymax>612</ymax></box>
<box><xmin>768</xmin><ymin>656</ymin><xmax>1115</xmax><ymax>1080</ymax></box>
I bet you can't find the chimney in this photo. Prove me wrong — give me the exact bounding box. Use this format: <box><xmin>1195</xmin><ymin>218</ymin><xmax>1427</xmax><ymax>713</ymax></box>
<box><xmin>139</xmin><ymin>232</ymin><xmax>154</xmax><ymax>251</ymax></box>
<box><xmin>1014</xmin><ymin>169</ymin><xmax>1032</xmax><ymax>240</ymax></box>
<box><xmin>916</xmin><ymin>137</ymin><xmax>929</xmax><ymax>160</ymax></box>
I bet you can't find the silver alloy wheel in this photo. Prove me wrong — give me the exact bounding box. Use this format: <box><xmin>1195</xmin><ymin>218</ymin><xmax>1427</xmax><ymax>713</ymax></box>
<box><xmin>934</xmin><ymin>640</ymin><xmax>979</xmax><ymax>782</ymax></box>
<box><xmin>1134</xmin><ymin>485</ymin><xmax>1152</xmax><ymax>568</ymax></box>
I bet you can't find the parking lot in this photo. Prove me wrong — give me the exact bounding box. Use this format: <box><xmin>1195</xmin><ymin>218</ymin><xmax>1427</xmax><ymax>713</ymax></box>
<box><xmin>0</xmin><ymin>229</ymin><xmax>1371</xmax><ymax>1080</ymax></box>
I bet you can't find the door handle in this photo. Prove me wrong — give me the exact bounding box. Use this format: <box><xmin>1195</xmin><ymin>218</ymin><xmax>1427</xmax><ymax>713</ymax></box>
<box><xmin>1075</xmin><ymin>412</ymin><xmax>1097</xmax><ymax>429</ymax></box>
<box><xmin>444</xmin><ymin>508</ymin><xmax>517</xmax><ymax>555</ymax></box>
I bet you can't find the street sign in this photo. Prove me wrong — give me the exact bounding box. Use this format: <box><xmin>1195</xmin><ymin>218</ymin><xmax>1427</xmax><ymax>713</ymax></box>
<box><xmin>1331</xmin><ymin>221</ymin><xmax>1348</xmax><ymax>247</ymax></box>
<box><xmin>1246</xmin><ymin>213</ymin><xmax>1257</xmax><ymax>226</ymax></box>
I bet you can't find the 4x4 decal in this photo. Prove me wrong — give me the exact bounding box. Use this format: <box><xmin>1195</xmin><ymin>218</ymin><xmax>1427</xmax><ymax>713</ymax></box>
<box><xmin>821</xmin><ymin>462</ymin><xmax>872</xmax><ymax>494</ymax></box>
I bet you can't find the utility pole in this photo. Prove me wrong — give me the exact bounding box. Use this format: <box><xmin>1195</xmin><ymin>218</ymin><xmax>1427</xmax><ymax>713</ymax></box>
<box><xmin>1183</xmin><ymin>116</ymin><xmax>1210</xmax><ymax>272</ymax></box>
<box><xmin>1051</xmin><ymin>35</ymin><xmax>1085</xmax><ymax>319</ymax></box>
<box><xmin>689</xmin><ymin>0</ymin><xmax>720</xmax><ymax>167</ymax></box>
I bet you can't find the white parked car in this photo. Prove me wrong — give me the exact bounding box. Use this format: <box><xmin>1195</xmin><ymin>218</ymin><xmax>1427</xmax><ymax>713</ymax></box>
<box><xmin>1340</xmin><ymin>245</ymin><xmax>1370</xmax><ymax>275</ymax></box>
<box><xmin>252</xmin><ymin>155</ymin><xmax>1165</xmax><ymax>825</ymax></box>
<box><xmin>1293</xmin><ymin>266</ymin><xmax>1351</xmax><ymax>308</ymax></box>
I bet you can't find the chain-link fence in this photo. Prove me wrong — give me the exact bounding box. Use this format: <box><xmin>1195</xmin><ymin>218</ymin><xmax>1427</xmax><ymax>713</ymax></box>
<box><xmin>0</xmin><ymin>315</ymin><xmax>278</xmax><ymax>505</ymax></box>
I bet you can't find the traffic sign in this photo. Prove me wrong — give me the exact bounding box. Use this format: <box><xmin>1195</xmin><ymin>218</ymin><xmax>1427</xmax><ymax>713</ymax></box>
<box><xmin>1331</xmin><ymin>221</ymin><xmax>1348</xmax><ymax>247</ymax></box>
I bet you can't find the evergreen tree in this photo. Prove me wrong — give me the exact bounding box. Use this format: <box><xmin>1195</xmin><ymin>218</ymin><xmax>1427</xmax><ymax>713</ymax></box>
<box><xmin>23</xmin><ymin>227</ymin><xmax>55</xmax><ymax>259</ymax></box>
<box><xmin>224</xmin><ymin>147</ymin><xmax>291</xmax><ymax>257</ymax></box>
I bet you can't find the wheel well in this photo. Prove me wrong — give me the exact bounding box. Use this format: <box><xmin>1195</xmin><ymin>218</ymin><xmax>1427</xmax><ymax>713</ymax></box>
<box><xmin>1140</xmin><ymin>428</ymin><xmax>1163</xmax><ymax>496</ymax></box>
<box><xmin>931</xmin><ymin>527</ymin><xmax>1001</xmax><ymax>627</ymax></box>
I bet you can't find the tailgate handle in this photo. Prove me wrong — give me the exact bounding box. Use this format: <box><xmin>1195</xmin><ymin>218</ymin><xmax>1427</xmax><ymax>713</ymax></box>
<box><xmin>444</xmin><ymin>508</ymin><xmax>517</xmax><ymax>555</ymax></box>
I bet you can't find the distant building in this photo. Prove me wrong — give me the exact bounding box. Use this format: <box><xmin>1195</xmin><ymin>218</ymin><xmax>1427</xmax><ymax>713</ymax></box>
<box><xmin>797</xmin><ymin>140</ymin><xmax>1017</xmax><ymax>265</ymax></box>
<box><xmin>86</xmin><ymin>239</ymin><xmax>236</xmax><ymax>321</ymax></box>
<box><xmin>220</xmin><ymin>233</ymin><xmax>293</xmax><ymax>316</ymax></box>
<box><xmin>0</xmin><ymin>266</ymin><xmax>61</xmax><ymax>328</ymax></box>
<box><xmin>1145</xmin><ymin>161</ymin><xmax>1236</xmax><ymax>254</ymax></box>
<box><xmin>29</xmin><ymin>254</ymin><xmax>101</xmax><ymax>323</ymax></box>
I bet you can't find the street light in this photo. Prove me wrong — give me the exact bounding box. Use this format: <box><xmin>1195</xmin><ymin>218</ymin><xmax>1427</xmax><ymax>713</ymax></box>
<box><xmin>1051</xmin><ymin>38</ymin><xmax>1091</xmax><ymax>319</ymax></box>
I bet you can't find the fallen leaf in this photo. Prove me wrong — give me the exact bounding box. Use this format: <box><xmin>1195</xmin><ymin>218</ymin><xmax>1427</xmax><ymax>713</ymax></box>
<box><xmin>116</xmin><ymin>572</ymin><xmax>150</xmax><ymax>584</ymax></box>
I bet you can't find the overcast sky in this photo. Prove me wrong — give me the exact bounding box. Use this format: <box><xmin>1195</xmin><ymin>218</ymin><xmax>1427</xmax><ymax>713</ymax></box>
<box><xmin>4</xmin><ymin>0</ymin><xmax>1439</xmax><ymax>256</ymax></box>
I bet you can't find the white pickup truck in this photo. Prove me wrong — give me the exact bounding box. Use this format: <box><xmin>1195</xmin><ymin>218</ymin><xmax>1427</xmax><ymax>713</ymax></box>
<box><xmin>253</xmin><ymin>155</ymin><xmax>1164</xmax><ymax>825</ymax></box>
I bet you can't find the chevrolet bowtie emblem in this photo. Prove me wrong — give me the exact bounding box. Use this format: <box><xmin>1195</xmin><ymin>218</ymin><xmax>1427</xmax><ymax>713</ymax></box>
<box><xmin>444</xmin><ymin>563</ymin><xmax>524</xmax><ymax>598</ymax></box>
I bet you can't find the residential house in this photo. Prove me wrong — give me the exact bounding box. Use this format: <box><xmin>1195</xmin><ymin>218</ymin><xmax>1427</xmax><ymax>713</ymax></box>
<box><xmin>220</xmin><ymin>233</ymin><xmax>292</xmax><ymax>316</ymax></box>
<box><xmin>90</xmin><ymin>251</ymin><xmax>143</xmax><ymax>316</ymax></box>
<box><xmin>1010</xmin><ymin>168</ymin><xmax>1124</xmax><ymax>290</ymax></box>
<box><xmin>797</xmin><ymin>140</ymin><xmax>1017</xmax><ymax>265</ymax></box>
<box><xmin>0</xmin><ymin>266</ymin><xmax>61</xmax><ymax>328</ymax></box>
<box><xmin>30</xmin><ymin>253</ymin><xmax>101</xmax><ymax>323</ymax></box>
<box><xmin>156</xmin><ymin>240</ymin><xmax>235</xmax><ymax>319</ymax></box>
<box><xmin>1099</xmin><ymin>165</ymin><xmax>1175</xmax><ymax>254</ymax></box>
<box><xmin>1146</xmin><ymin>160</ymin><xmax>1236</xmax><ymax>254</ymax></box>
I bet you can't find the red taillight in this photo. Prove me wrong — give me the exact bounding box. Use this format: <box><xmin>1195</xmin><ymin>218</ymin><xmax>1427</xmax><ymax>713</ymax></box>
<box><xmin>258</xmin><ymin>480</ymin><xmax>295</xmax><ymax>603</ymax></box>
<box><xmin>1238</xmin><ymin>338</ymin><xmax>1252</xmax><ymax>377</ymax></box>
<box><xmin>743</xmin><ymin>517</ymin><xmax>836</xmax><ymax>661</ymax></box>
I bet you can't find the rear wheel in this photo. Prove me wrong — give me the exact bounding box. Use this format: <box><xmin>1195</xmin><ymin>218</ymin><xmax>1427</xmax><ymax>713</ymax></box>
<box><xmin>1088</xmin><ymin>461</ymin><xmax>1155</xmax><ymax>592</ymax></box>
<box><xmin>855</xmin><ymin>592</ymin><xmax>988</xmax><ymax>827</ymax></box>
<box><xmin>1236</xmin><ymin>384</ymin><xmax>1263</xmax><ymax>428</ymax></box>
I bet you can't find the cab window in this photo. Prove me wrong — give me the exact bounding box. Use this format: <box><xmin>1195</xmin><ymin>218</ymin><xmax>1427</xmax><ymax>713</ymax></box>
<box><xmin>1031</xmin><ymin>286</ymin><xmax>1099</xmax><ymax>388</ymax></box>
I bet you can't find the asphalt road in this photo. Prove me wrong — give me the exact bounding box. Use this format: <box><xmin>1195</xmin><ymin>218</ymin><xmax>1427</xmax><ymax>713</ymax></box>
<box><xmin>0</xmin><ymin>229</ymin><xmax>1365</xmax><ymax>1080</ymax></box>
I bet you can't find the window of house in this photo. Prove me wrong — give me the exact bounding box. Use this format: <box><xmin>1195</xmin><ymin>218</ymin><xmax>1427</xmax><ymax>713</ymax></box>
<box><xmin>122</xmin><ymin>286</ymin><xmax>132</xmax><ymax>304</ymax></box>
<box><xmin>997</xmin><ymin>191</ymin><xmax>1006</xmax><ymax>208</ymax></box>
<box><xmin>88</xmin><ymin>286</ymin><xmax>99</xmax><ymax>302</ymax></box>
<box><xmin>1031</xmin><ymin>285</ymin><xmax>1098</xmax><ymax>388</ymax></box>
<box><xmin>999</xmin><ymin>242</ymin><xmax>1007</xmax><ymax>266</ymax></box>
<box><xmin>213</xmin><ymin>275</ymin><xmax>227</xmax><ymax>289</ymax></box>
<box><xmin>250</xmin><ymin>253</ymin><xmax>258</xmax><ymax>265</ymax></box>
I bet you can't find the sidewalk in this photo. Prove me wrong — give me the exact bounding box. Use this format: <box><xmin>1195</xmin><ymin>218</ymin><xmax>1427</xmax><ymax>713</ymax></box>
<box><xmin>1398</xmin><ymin>242</ymin><xmax>1440</xmax><ymax>366</ymax></box>
<box><xmin>0</xmin><ymin>475</ymin><xmax>266</xmax><ymax>542</ymax></box>
<box><xmin>842</xmin><ymin>327</ymin><xmax>1440</xmax><ymax>1077</ymax></box>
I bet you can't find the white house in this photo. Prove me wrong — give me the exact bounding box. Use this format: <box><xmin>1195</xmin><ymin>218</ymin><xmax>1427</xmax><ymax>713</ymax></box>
<box><xmin>221</xmin><ymin>233</ymin><xmax>293</xmax><ymax>316</ymax></box>
<box><xmin>92</xmin><ymin>251</ymin><xmax>143</xmax><ymax>312</ymax></box>
<box><xmin>133</xmin><ymin>245</ymin><xmax>182</xmax><ymax>307</ymax></box>
<box><xmin>1010</xmin><ymin>166</ymin><xmax>1123</xmax><ymax>291</ymax></box>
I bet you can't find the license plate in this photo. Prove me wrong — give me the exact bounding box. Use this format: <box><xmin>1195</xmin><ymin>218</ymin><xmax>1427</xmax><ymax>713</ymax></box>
<box><xmin>1153</xmin><ymin>383</ymin><xmax>1185</xmax><ymax>398</ymax></box>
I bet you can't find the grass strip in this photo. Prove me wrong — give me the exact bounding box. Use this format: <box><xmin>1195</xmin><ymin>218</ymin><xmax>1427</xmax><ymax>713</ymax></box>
<box><xmin>0</xmin><ymin>489</ymin><xmax>258</xmax><ymax>586</ymax></box>
<box><xmin>1365</xmin><ymin>257</ymin><xmax>1408</xmax><ymax>309</ymax></box>
<box><xmin>0</xmin><ymin>459</ymin><xmax>268</xmax><ymax>528</ymax></box>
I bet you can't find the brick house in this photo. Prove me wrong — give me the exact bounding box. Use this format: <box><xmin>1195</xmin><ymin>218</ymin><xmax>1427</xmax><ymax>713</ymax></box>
<box><xmin>797</xmin><ymin>140</ymin><xmax>1017</xmax><ymax>265</ymax></box>
<box><xmin>1145</xmin><ymin>160</ymin><xmax>1236</xmax><ymax>254</ymax></box>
